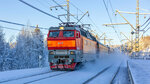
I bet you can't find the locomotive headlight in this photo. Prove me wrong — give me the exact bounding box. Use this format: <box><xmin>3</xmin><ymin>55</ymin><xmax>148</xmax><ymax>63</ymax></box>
<box><xmin>59</xmin><ymin>27</ymin><xmax>64</xmax><ymax>30</ymax></box>
<box><xmin>70</xmin><ymin>51</ymin><xmax>75</xmax><ymax>55</ymax></box>
<box><xmin>49</xmin><ymin>51</ymin><xmax>54</xmax><ymax>55</ymax></box>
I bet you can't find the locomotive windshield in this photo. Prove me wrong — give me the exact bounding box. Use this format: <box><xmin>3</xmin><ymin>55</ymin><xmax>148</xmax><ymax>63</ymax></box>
<box><xmin>49</xmin><ymin>31</ymin><xmax>60</xmax><ymax>37</ymax></box>
<box><xmin>49</xmin><ymin>30</ymin><xmax>75</xmax><ymax>37</ymax></box>
<box><xmin>63</xmin><ymin>31</ymin><xmax>74</xmax><ymax>37</ymax></box>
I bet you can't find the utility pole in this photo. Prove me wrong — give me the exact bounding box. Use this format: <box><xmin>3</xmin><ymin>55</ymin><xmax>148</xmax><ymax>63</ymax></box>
<box><xmin>103</xmin><ymin>0</ymin><xmax>150</xmax><ymax>56</ymax></box>
<box><xmin>120</xmin><ymin>32</ymin><xmax>131</xmax><ymax>42</ymax></box>
<box><xmin>135</xmin><ymin>0</ymin><xmax>140</xmax><ymax>55</ymax></box>
<box><xmin>67</xmin><ymin>0</ymin><xmax>70</xmax><ymax>22</ymax></box>
<box><xmin>104</xmin><ymin>36</ymin><xmax>106</xmax><ymax>45</ymax></box>
<box><xmin>50</xmin><ymin>0</ymin><xmax>70</xmax><ymax>23</ymax></box>
<box><xmin>100</xmin><ymin>36</ymin><xmax>113</xmax><ymax>46</ymax></box>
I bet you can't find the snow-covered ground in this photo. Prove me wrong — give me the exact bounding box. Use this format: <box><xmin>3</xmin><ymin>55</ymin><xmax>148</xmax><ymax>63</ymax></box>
<box><xmin>26</xmin><ymin>58</ymin><xmax>115</xmax><ymax>84</ymax></box>
<box><xmin>128</xmin><ymin>59</ymin><xmax>150</xmax><ymax>84</ymax></box>
<box><xmin>0</xmin><ymin>67</ymin><xmax>50</xmax><ymax>83</ymax></box>
<box><xmin>112</xmin><ymin>55</ymin><xmax>130</xmax><ymax>84</ymax></box>
<box><xmin>87</xmin><ymin>61</ymin><xmax>121</xmax><ymax>84</ymax></box>
<box><xmin>0</xmin><ymin>52</ymin><xmax>127</xmax><ymax>84</ymax></box>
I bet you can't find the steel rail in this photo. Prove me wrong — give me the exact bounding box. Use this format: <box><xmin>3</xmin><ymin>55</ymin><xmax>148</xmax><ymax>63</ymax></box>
<box><xmin>110</xmin><ymin>61</ymin><xmax>123</xmax><ymax>84</ymax></box>
<box><xmin>83</xmin><ymin>65</ymin><xmax>112</xmax><ymax>84</ymax></box>
<box><xmin>0</xmin><ymin>71</ymin><xmax>52</xmax><ymax>83</ymax></box>
<box><xmin>127</xmin><ymin>61</ymin><xmax>134</xmax><ymax>84</ymax></box>
<box><xmin>24</xmin><ymin>71</ymin><xmax>71</xmax><ymax>84</ymax></box>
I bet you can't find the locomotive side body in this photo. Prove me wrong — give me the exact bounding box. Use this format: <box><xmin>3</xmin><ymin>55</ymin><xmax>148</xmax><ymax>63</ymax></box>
<box><xmin>99</xmin><ymin>43</ymin><xmax>109</xmax><ymax>54</ymax></box>
<box><xmin>82</xmin><ymin>36</ymin><xmax>97</xmax><ymax>61</ymax></box>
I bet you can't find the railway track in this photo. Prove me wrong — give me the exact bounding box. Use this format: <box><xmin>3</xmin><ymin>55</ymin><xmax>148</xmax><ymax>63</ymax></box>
<box><xmin>0</xmin><ymin>71</ymin><xmax>51</xmax><ymax>83</ymax></box>
<box><xmin>1</xmin><ymin>61</ymin><xmax>123</xmax><ymax>84</ymax></box>
<box><xmin>83</xmin><ymin>65</ymin><xmax>112</xmax><ymax>84</ymax></box>
<box><xmin>110</xmin><ymin>61</ymin><xmax>123</xmax><ymax>84</ymax></box>
<box><xmin>83</xmin><ymin>61</ymin><xmax>122</xmax><ymax>84</ymax></box>
<box><xmin>24</xmin><ymin>71</ymin><xmax>71</xmax><ymax>84</ymax></box>
<box><xmin>0</xmin><ymin>70</ymin><xmax>71</xmax><ymax>84</ymax></box>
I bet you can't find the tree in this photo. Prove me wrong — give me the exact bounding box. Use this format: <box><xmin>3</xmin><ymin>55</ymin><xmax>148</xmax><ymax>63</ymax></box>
<box><xmin>0</xmin><ymin>28</ymin><xmax>11</xmax><ymax>71</ymax></box>
<box><xmin>14</xmin><ymin>25</ymin><xmax>48</xmax><ymax>69</ymax></box>
<box><xmin>0</xmin><ymin>28</ymin><xmax>5</xmax><ymax>71</ymax></box>
<box><xmin>32</xmin><ymin>26</ymin><xmax>47</xmax><ymax>67</ymax></box>
<box><xmin>0</xmin><ymin>25</ymin><xmax>48</xmax><ymax>71</ymax></box>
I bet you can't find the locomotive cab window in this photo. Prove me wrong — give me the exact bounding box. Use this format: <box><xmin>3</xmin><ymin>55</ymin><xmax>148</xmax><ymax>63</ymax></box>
<box><xmin>81</xmin><ymin>30</ymin><xmax>87</xmax><ymax>38</ymax></box>
<box><xmin>63</xmin><ymin>31</ymin><xmax>74</xmax><ymax>37</ymax></box>
<box><xmin>49</xmin><ymin>31</ymin><xmax>60</xmax><ymax>37</ymax></box>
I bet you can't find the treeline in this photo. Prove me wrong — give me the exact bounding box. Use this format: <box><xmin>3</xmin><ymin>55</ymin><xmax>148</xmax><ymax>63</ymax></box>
<box><xmin>140</xmin><ymin>36</ymin><xmax>150</xmax><ymax>50</ymax></box>
<box><xmin>0</xmin><ymin>26</ymin><xmax>48</xmax><ymax>71</ymax></box>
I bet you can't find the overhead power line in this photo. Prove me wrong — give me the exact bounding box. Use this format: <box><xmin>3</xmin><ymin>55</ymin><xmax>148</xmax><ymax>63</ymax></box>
<box><xmin>19</xmin><ymin>0</ymin><xmax>63</xmax><ymax>23</ymax></box>
<box><xmin>102</xmin><ymin>0</ymin><xmax>122</xmax><ymax>44</ymax></box>
<box><xmin>0</xmin><ymin>19</ymin><xmax>48</xmax><ymax>30</ymax></box>
<box><xmin>0</xmin><ymin>26</ymin><xmax>47</xmax><ymax>35</ymax></box>
<box><xmin>108</xmin><ymin>0</ymin><xmax>115</xmax><ymax>14</ymax></box>
<box><xmin>69</xmin><ymin>2</ymin><xmax>84</xmax><ymax>14</ymax></box>
<box><xmin>0</xmin><ymin>26</ymin><xmax>21</xmax><ymax>31</ymax></box>
<box><xmin>70</xmin><ymin>1</ymin><xmax>104</xmax><ymax>34</ymax></box>
<box><xmin>141</xmin><ymin>17</ymin><xmax>150</xmax><ymax>27</ymax></box>
<box><xmin>143</xmin><ymin>26</ymin><xmax>150</xmax><ymax>35</ymax></box>
<box><xmin>142</xmin><ymin>20</ymin><xmax>150</xmax><ymax>30</ymax></box>
<box><xmin>52</xmin><ymin>0</ymin><xmax>82</xmax><ymax>23</ymax></box>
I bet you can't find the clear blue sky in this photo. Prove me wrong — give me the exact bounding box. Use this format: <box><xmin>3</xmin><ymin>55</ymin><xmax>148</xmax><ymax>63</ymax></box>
<box><xmin>0</xmin><ymin>0</ymin><xmax>150</xmax><ymax>45</ymax></box>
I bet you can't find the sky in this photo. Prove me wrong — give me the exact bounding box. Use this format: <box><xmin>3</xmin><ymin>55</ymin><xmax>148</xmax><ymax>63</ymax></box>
<box><xmin>0</xmin><ymin>0</ymin><xmax>150</xmax><ymax>45</ymax></box>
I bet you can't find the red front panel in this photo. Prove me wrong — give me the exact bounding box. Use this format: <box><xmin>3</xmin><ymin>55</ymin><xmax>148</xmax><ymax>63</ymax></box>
<box><xmin>47</xmin><ymin>30</ymin><xmax>82</xmax><ymax>50</ymax></box>
<box><xmin>47</xmin><ymin>39</ymin><xmax>76</xmax><ymax>50</ymax></box>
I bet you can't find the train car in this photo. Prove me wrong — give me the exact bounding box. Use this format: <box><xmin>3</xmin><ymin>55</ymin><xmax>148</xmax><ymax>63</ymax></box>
<box><xmin>47</xmin><ymin>22</ymin><xmax>110</xmax><ymax>70</ymax></box>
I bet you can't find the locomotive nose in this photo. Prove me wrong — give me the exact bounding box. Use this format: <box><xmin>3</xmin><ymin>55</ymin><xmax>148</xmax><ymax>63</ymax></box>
<box><xmin>49</xmin><ymin>50</ymin><xmax>76</xmax><ymax>64</ymax></box>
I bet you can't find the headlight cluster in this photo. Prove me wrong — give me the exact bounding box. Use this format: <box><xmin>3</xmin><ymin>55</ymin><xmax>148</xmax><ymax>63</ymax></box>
<box><xmin>50</xmin><ymin>51</ymin><xmax>75</xmax><ymax>55</ymax></box>
<box><xmin>70</xmin><ymin>51</ymin><xmax>75</xmax><ymax>55</ymax></box>
<box><xmin>49</xmin><ymin>51</ymin><xmax>54</xmax><ymax>55</ymax></box>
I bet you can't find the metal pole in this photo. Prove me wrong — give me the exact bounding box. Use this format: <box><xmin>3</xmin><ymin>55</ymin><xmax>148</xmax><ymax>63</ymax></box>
<box><xmin>104</xmin><ymin>36</ymin><xmax>106</xmax><ymax>45</ymax></box>
<box><xmin>135</xmin><ymin>0</ymin><xmax>140</xmax><ymax>55</ymax></box>
<box><xmin>131</xmin><ymin>28</ymin><xmax>133</xmax><ymax>53</ymax></box>
<box><xmin>67</xmin><ymin>0</ymin><xmax>70</xmax><ymax>22</ymax></box>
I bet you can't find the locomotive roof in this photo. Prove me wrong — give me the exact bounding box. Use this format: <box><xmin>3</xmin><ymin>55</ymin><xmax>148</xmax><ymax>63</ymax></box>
<box><xmin>97</xmin><ymin>41</ymin><xmax>109</xmax><ymax>48</ymax></box>
<box><xmin>49</xmin><ymin>26</ymin><xmax>81</xmax><ymax>31</ymax></box>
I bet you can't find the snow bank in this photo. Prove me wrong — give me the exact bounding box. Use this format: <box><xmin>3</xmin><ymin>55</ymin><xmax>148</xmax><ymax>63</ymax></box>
<box><xmin>0</xmin><ymin>67</ymin><xmax>50</xmax><ymax>83</ymax></box>
<box><xmin>128</xmin><ymin>60</ymin><xmax>150</xmax><ymax>84</ymax></box>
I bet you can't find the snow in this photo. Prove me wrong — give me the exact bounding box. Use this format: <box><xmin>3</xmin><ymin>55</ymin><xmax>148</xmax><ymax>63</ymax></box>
<box><xmin>112</xmin><ymin>57</ymin><xmax>130</xmax><ymax>84</ymax></box>
<box><xmin>28</xmin><ymin>59</ymin><xmax>113</xmax><ymax>84</ymax></box>
<box><xmin>0</xmin><ymin>56</ymin><xmax>115</xmax><ymax>84</ymax></box>
<box><xmin>0</xmin><ymin>27</ymin><xmax>48</xmax><ymax>72</ymax></box>
<box><xmin>19</xmin><ymin>53</ymin><xmax>122</xmax><ymax>84</ymax></box>
<box><xmin>0</xmin><ymin>52</ymin><xmax>127</xmax><ymax>84</ymax></box>
<box><xmin>128</xmin><ymin>59</ymin><xmax>150</xmax><ymax>84</ymax></box>
<box><xmin>0</xmin><ymin>67</ymin><xmax>50</xmax><ymax>83</ymax></box>
<box><xmin>2</xmin><ymin>71</ymin><xmax>66</xmax><ymax>84</ymax></box>
<box><xmin>87</xmin><ymin>58</ymin><xmax>122</xmax><ymax>84</ymax></box>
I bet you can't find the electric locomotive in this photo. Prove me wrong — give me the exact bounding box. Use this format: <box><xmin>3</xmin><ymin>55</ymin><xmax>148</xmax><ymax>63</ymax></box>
<box><xmin>47</xmin><ymin>22</ymin><xmax>110</xmax><ymax>70</ymax></box>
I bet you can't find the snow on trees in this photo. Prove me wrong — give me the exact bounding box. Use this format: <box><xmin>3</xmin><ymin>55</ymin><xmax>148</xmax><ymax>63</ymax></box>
<box><xmin>0</xmin><ymin>25</ymin><xmax>48</xmax><ymax>71</ymax></box>
<box><xmin>0</xmin><ymin>28</ymin><xmax>11</xmax><ymax>71</ymax></box>
<box><xmin>0</xmin><ymin>28</ymin><xmax>5</xmax><ymax>71</ymax></box>
<box><xmin>14</xmin><ymin>26</ymin><xmax>47</xmax><ymax>69</ymax></box>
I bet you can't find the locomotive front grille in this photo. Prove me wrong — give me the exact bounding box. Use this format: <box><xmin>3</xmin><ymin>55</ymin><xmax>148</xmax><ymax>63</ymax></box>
<box><xmin>54</xmin><ymin>56</ymin><xmax>69</xmax><ymax>58</ymax></box>
<box><xmin>55</xmin><ymin>50</ymin><xmax>68</xmax><ymax>55</ymax></box>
